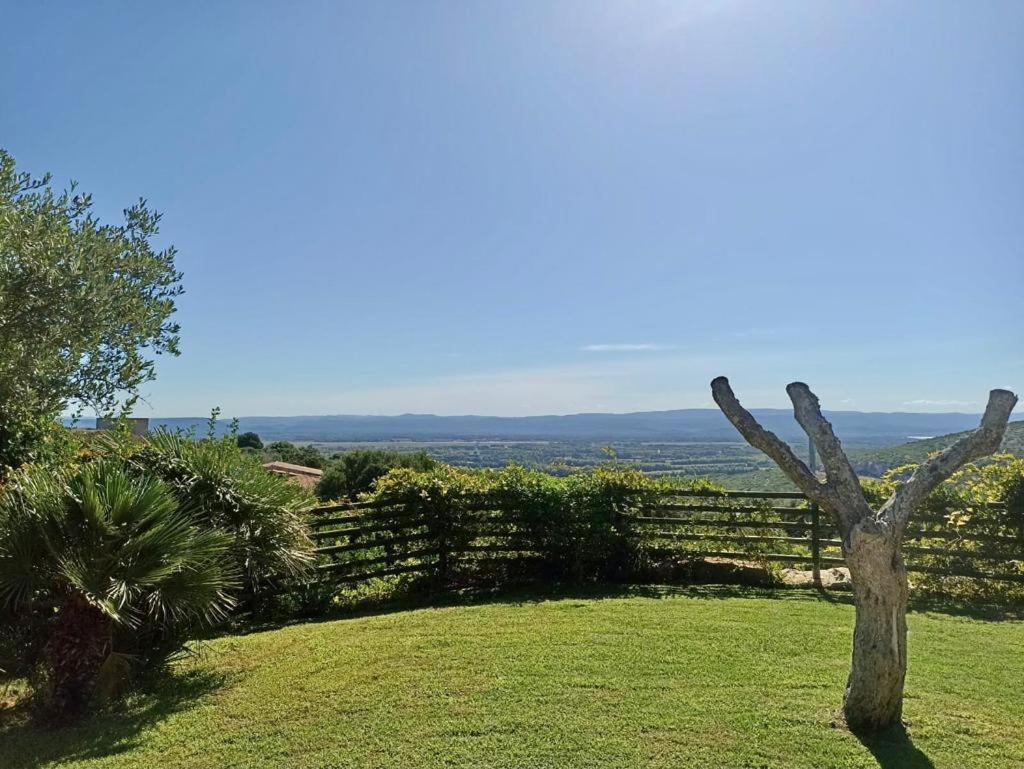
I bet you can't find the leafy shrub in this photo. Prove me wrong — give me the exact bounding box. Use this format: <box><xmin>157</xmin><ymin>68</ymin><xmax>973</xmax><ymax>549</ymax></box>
<box><xmin>556</xmin><ymin>465</ymin><xmax>662</xmax><ymax>581</ymax></box>
<box><xmin>485</xmin><ymin>465</ymin><xmax>663</xmax><ymax>582</ymax></box>
<box><xmin>618</xmin><ymin>476</ymin><xmax>804</xmax><ymax>584</ymax></box>
<box><xmin>236</xmin><ymin>432</ymin><xmax>263</xmax><ymax>450</ymax></box>
<box><xmin>365</xmin><ymin>464</ymin><xmax>661</xmax><ymax>585</ymax></box>
<box><xmin>0</xmin><ymin>461</ymin><xmax>236</xmax><ymax>716</ymax></box>
<box><xmin>265</xmin><ymin>441</ymin><xmax>324</xmax><ymax>469</ymax></box>
<box><xmin>121</xmin><ymin>431</ymin><xmax>315</xmax><ymax>595</ymax></box>
<box><xmin>366</xmin><ymin>464</ymin><xmax>489</xmax><ymax>586</ymax></box>
<box><xmin>862</xmin><ymin>455</ymin><xmax>1024</xmax><ymax>600</ymax></box>
<box><xmin>316</xmin><ymin>450</ymin><xmax>437</xmax><ymax>501</ymax></box>
<box><xmin>307</xmin><ymin>455</ymin><xmax>1024</xmax><ymax>610</ymax></box>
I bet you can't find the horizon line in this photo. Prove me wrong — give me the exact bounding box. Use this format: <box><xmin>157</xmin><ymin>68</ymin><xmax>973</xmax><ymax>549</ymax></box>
<box><xmin>65</xmin><ymin>407</ymin><xmax>1021</xmax><ymax>421</ymax></box>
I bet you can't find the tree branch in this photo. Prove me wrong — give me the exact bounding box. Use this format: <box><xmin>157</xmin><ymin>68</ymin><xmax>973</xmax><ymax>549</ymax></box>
<box><xmin>882</xmin><ymin>389</ymin><xmax>1018</xmax><ymax>527</ymax></box>
<box><xmin>711</xmin><ymin>377</ymin><xmax>832</xmax><ymax>508</ymax></box>
<box><xmin>786</xmin><ymin>382</ymin><xmax>873</xmax><ymax>530</ymax></box>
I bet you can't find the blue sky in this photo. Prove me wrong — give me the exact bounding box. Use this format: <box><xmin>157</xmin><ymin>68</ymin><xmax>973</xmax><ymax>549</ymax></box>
<box><xmin>2</xmin><ymin>1</ymin><xmax>1022</xmax><ymax>417</ymax></box>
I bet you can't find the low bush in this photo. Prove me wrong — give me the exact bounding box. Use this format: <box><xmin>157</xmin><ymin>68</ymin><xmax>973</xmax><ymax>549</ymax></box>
<box><xmin>122</xmin><ymin>431</ymin><xmax>315</xmax><ymax>595</ymax></box>
<box><xmin>327</xmin><ymin>460</ymin><xmax>1024</xmax><ymax>602</ymax></box>
<box><xmin>316</xmin><ymin>449</ymin><xmax>436</xmax><ymax>501</ymax></box>
<box><xmin>265</xmin><ymin>441</ymin><xmax>324</xmax><ymax>469</ymax></box>
<box><xmin>0</xmin><ymin>461</ymin><xmax>236</xmax><ymax>717</ymax></box>
<box><xmin>365</xmin><ymin>464</ymin><xmax>662</xmax><ymax>585</ymax></box>
<box><xmin>863</xmin><ymin>455</ymin><xmax>1024</xmax><ymax>600</ymax></box>
<box><xmin>627</xmin><ymin>476</ymin><xmax>803</xmax><ymax>579</ymax></box>
<box><xmin>236</xmin><ymin>431</ymin><xmax>263</xmax><ymax>450</ymax></box>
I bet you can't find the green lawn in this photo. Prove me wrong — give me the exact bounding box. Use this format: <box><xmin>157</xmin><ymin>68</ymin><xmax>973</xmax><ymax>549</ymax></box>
<box><xmin>3</xmin><ymin>587</ymin><xmax>1022</xmax><ymax>769</ymax></box>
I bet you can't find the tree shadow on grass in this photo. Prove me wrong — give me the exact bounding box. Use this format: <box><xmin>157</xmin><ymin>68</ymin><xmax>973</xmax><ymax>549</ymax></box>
<box><xmin>239</xmin><ymin>582</ymin><xmax>842</xmax><ymax>636</ymax></box>
<box><xmin>812</xmin><ymin>584</ymin><xmax>1024</xmax><ymax>622</ymax></box>
<box><xmin>482</xmin><ymin>582</ymin><xmax>833</xmax><ymax>607</ymax></box>
<box><xmin>234</xmin><ymin>578</ymin><xmax>1023</xmax><ymax>641</ymax></box>
<box><xmin>906</xmin><ymin>594</ymin><xmax>1024</xmax><ymax>622</ymax></box>
<box><xmin>0</xmin><ymin>668</ymin><xmax>228</xmax><ymax>769</ymax></box>
<box><xmin>855</xmin><ymin>723</ymin><xmax>936</xmax><ymax>769</ymax></box>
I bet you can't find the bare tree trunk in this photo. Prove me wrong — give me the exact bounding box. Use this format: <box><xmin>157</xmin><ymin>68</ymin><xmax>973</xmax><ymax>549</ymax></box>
<box><xmin>710</xmin><ymin>377</ymin><xmax>1016</xmax><ymax>733</ymax></box>
<box><xmin>843</xmin><ymin>532</ymin><xmax>908</xmax><ymax>731</ymax></box>
<box><xmin>41</xmin><ymin>595</ymin><xmax>111</xmax><ymax>718</ymax></box>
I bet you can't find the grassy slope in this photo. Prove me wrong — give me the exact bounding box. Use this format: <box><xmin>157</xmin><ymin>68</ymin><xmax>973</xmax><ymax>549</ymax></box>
<box><xmin>3</xmin><ymin>588</ymin><xmax>1022</xmax><ymax>769</ymax></box>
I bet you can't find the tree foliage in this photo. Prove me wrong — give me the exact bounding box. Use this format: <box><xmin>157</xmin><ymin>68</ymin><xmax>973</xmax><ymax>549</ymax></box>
<box><xmin>123</xmin><ymin>431</ymin><xmax>315</xmax><ymax>593</ymax></box>
<box><xmin>236</xmin><ymin>431</ymin><xmax>263</xmax><ymax>450</ymax></box>
<box><xmin>0</xmin><ymin>460</ymin><xmax>236</xmax><ymax>716</ymax></box>
<box><xmin>0</xmin><ymin>150</ymin><xmax>183</xmax><ymax>467</ymax></box>
<box><xmin>266</xmin><ymin>441</ymin><xmax>324</xmax><ymax>469</ymax></box>
<box><xmin>366</xmin><ymin>463</ymin><xmax>661</xmax><ymax>583</ymax></box>
<box><xmin>316</xmin><ymin>449</ymin><xmax>436</xmax><ymax>501</ymax></box>
<box><xmin>862</xmin><ymin>454</ymin><xmax>1024</xmax><ymax>597</ymax></box>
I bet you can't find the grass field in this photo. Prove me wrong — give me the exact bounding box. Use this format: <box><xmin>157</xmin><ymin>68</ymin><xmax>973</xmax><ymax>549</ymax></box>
<box><xmin>2</xmin><ymin>587</ymin><xmax>1022</xmax><ymax>769</ymax></box>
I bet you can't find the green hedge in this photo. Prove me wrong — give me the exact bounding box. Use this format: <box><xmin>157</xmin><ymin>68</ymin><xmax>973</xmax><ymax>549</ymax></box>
<box><xmin>318</xmin><ymin>458</ymin><xmax>1024</xmax><ymax>602</ymax></box>
<box><xmin>365</xmin><ymin>464</ymin><xmax>664</xmax><ymax>584</ymax></box>
<box><xmin>862</xmin><ymin>454</ymin><xmax>1024</xmax><ymax>599</ymax></box>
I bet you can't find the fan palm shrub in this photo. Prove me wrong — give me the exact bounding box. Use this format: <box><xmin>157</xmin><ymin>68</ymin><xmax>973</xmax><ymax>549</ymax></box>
<box><xmin>124</xmin><ymin>431</ymin><xmax>314</xmax><ymax>594</ymax></box>
<box><xmin>0</xmin><ymin>461</ymin><xmax>236</xmax><ymax>716</ymax></box>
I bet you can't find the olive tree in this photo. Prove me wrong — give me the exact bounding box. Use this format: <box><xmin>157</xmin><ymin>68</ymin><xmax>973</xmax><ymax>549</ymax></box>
<box><xmin>711</xmin><ymin>377</ymin><xmax>1017</xmax><ymax>732</ymax></box>
<box><xmin>0</xmin><ymin>150</ymin><xmax>182</xmax><ymax>466</ymax></box>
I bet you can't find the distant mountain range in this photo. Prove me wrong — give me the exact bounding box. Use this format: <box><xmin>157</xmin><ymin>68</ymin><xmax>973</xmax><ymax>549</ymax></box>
<box><xmin>72</xmin><ymin>409</ymin><xmax>1022</xmax><ymax>449</ymax></box>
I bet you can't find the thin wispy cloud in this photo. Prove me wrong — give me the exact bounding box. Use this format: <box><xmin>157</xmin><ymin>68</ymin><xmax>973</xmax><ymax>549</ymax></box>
<box><xmin>903</xmin><ymin>399</ymin><xmax>980</xmax><ymax>407</ymax></box>
<box><xmin>724</xmin><ymin>328</ymin><xmax>782</xmax><ymax>340</ymax></box>
<box><xmin>182</xmin><ymin>354</ymin><xmax>729</xmax><ymax>417</ymax></box>
<box><xmin>581</xmin><ymin>343</ymin><xmax>668</xmax><ymax>352</ymax></box>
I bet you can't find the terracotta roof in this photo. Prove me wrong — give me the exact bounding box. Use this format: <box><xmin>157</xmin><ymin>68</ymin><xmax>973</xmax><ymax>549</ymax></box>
<box><xmin>262</xmin><ymin>461</ymin><xmax>324</xmax><ymax>477</ymax></box>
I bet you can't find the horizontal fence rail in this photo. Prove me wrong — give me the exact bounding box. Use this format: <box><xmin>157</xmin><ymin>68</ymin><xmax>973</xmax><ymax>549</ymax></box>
<box><xmin>302</xmin><ymin>491</ymin><xmax>1023</xmax><ymax>590</ymax></box>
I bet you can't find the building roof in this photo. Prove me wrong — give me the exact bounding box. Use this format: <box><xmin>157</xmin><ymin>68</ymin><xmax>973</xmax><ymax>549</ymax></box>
<box><xmin>262</xmin><ymin>461</ymin><xmax>324</xmax><ymax>477</ymax></box>
<box><xmin>263</xmin><ymin>461</ymin><xmax>323</xmax><ymax>490</ymax></box>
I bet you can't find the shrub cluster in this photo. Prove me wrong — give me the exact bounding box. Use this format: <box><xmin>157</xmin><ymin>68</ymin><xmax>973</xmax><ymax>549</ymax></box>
<box><xmin>316</xmin><ymin>449</ymin><xmax>436</xmax><ymax>502</ymax></box>
<box><xmin>364</xmin><ymin>464</ymin><xmax>663</xmax><ymax>585</ymax></box>
<box><xmin>0</xmin><ymin>429</ymin><xmax>315</xmax><ymax>718</ymax></box>
<box><xmin>863</xmin><ymin>454</ymin><xmax>1024</xmax><ymax>600</ymax></box>
<box><xmin>325</xmin><ymin>459</ymin><xmax>1024</xmax><ymax>602</ymax></box>
<box><xmin>125</xmin><ymin>431</ymin><xmax>315</xmax><ymax>593</ymax></box>
<box><xmin>264</xmin><ymin>440</ymin><xmax>324</xmax><ymax>469</ymax></box>
<box><xmin>0</xmin><ymin>461</ymin><xmax>236</xmax><ymax>716</ymax></box>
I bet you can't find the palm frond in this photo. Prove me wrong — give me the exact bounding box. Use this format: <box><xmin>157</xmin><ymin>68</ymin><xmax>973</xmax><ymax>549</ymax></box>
<box><xmin>129</xmin><ymin>430</ymin><xmax>315</xmax><ymax>588</ymax></box>
<box><xmin>0</xmin><ymin>461</ymin><xmax>238</xmax><ymax>631</ymax></box>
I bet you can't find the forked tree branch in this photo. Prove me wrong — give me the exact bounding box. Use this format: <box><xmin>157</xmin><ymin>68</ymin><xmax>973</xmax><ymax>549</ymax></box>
<box><xmin>786</xmin><ymin>382</ymin><xmax>873</xmax><ymax>529</ymax></box>
<box><xmin>881</xmin><ymin>389</ymin><xmax>1018</xmax><ymax>528</ymax></box>
<box><xmin>711</xmin><ymin>377</ymin><xmax>834</xmax><ymax>510</ymax></box>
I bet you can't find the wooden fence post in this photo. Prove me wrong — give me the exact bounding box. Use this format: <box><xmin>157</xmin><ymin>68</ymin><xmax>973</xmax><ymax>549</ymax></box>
<box><xmin>810</xmin><ymin>501</ymin><xmax>821</xmax><ymax>588</ymax></box>
<box><xmin>435</xmin><ymin>499</ymin><xmax>451</xmax><ymax>591</ymax></box>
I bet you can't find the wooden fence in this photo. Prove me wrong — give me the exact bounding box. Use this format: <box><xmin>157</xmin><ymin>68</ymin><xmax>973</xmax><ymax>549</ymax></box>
<box><xmin>306</xmin><ymin>489</ymin><xmax>1024</xmax><ymax>589</ymax></box>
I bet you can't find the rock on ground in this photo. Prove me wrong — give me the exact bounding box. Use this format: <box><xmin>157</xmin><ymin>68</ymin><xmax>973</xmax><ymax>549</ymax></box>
<box><xmin>780</xmin><ymin>566</ymin><xmax>852</xmax><ymax>589</ymax></box>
